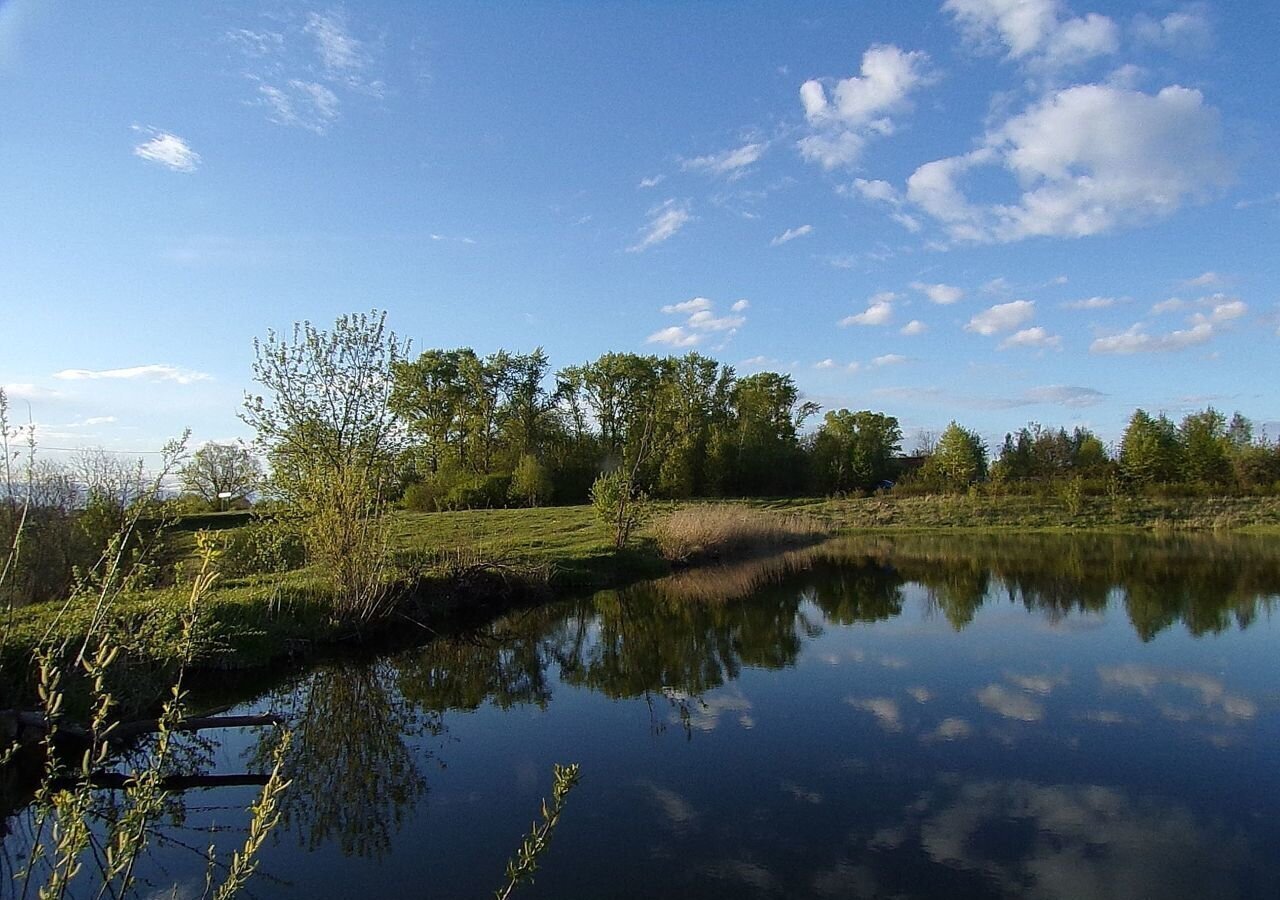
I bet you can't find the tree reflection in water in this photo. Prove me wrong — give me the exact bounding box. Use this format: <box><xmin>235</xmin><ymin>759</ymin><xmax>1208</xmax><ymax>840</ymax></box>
<box><xmin>247</xmin><ymin>531</ymin><xmax>1280</xmax><ymax>866</ymax></box>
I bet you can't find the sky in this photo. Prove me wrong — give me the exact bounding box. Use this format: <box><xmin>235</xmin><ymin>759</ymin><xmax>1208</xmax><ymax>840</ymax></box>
<box><xmin>1</xmin><ymin>0</ymin><xmax>1278</xmax><ymax>461</ymax></box>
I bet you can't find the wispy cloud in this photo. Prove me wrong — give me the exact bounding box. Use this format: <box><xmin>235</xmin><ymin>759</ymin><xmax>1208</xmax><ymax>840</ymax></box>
<box><xmin>132</xmin><ymin>127</ymin><xmax>200</xmax><ymax>173</ymax></box>
<box><xmin>682</xmin><ymin>141</ymin><xmax>766</xmax><ymax>178</ymax></box>
<box><xmin>638</xmin><ymin>174</ymin><xmax>665</xmax><ymax>189</ymax></box>
<box><xmin>228</xmin><ymin>7</ymin><xmax>383</xmax><ymax>133</ymax></box>
<box><xmin>628</xmin><ymin>199</ymin><xmax>692</xmax><ymax>252</ymax></box>
<box><xmin>53</xmin><ymin>365</ymin><xmax>212</xmax><ymax>385</ymax></box>
<box><xmin>770</xmin><ymin>224</ymin><xmax>813</xmax><ymax>246</ymax></box>
<box><xmin>1063</xmin><ymin>295</ymin><xmax>1120</xmax><ymax>310</ymax></box>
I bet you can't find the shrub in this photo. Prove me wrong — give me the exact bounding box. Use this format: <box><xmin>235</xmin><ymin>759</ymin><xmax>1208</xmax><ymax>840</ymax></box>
<box><xmin>215</xmin><ymin>519</ymin><xmax>306</xmax><ymax>578</ymax></box>
<box><xmin>510</xmin><ymin>454</ymin><xmax>554</xmax><ymax>507</ymax></box>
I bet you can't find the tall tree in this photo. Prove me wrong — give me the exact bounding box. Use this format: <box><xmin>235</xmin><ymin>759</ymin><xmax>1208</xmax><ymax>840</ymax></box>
<box><xmin>180</xmin><ymin>441</ymin><xmax>262</xmax><ymax>507</ymax></box>
<box><xmin>811</xmin><ymin>409</ymin><xmax>902</xmax><ymax>493</ymax></box>
<box><xmin>1118</xmin><ymin>409</ymin><xmax>1182</xmax><ymax>485</ymax></box>
<box><xmin>923</xmin><ymin>422</ymin><xmax>987</xmax><ymax>491</ymax></box>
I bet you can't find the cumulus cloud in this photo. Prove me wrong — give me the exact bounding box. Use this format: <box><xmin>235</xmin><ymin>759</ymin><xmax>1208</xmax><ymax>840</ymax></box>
<box><xmin>904</xmin><ymin>83</ymin><xmax>1228</xmax><ymax>243</ymax></box>
<box><xmin>682</xmin><ymin>141</ymin><xmax>766</xmax><ymax>178</ymax></box>
<box><xmin>910</xmin><ymin>281</ymin><xmax>964</xmax><ymax>305</ymax></box>
<box><xmin>966</xmin><ymin>300</ymin><xmax>1035</xmax><ymax>335</ymax></box>
<box><xmin>798</xmin><ymin>44</ymin><xmax>931</xmax><ymax>169</ymax></box>
<box><xmin>1133</xmin><ymin>7</ymin><xmax>1213</xmax><ymax>53</ymax></box>
<box><xmin>628</xmin><ymin>200</ymin><xmax>692</xmax><ymax>252</ymax></box>
<box><xmin>851</xmin><ymin>178</ymin><xmax>924</xmax><ymax>232</ymax></box>
<box><xmin>648</xmin><ymin>296</ymin><xmax>746</xmax><ymax>347</ymax></box>
<box><xmin>1092</xmin><ymin>295</ymin><xmax>1246</xmax><ymax>354</ymax></box>
<box><xmin>901</xmin><ymin>319</ymin><xmax>928</xmax><ymax>336</ymax></box>
<box><xmin>770</xmin><ymin>224</ymin><xmax>813</xmax><ymax>246</ymax></box>
<box><xmin>840</xmin><ymin>292</ymin><xmax>897</xmax><ymax>327</ymax></box>
<box><xmin>872</xmin><ymin>354</ymin><xmax>908</xmax><ymax>367</ymax></box>
<box><xmin>999</xmin><ymin>326</ymin><xmax>1061</xmax><ymax>349</ymax></box>
<box><xmin>132</xmin><ymin>128</ymin><xmax>200</xmax><ymax>173</ymax></box>
<box><xmin>53</xmin><ymin>365</ymin><xmax>212</xmax><ymax>385</ymax></box>
<box><xmin>731</xmin><ymin>299</ymin><xmax>750</xmax><ymax>312</ymax></box>
<box><xmin>945</xmin><ymin>0</ymin><xmax>1119</xmax><ymax>71</ymax></box>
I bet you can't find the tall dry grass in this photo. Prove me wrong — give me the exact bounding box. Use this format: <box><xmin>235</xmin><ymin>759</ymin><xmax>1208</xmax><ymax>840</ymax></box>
<box><xmin>653</xmin><ymin>504</ymin><xmax>829</xmax><ymax>563</ymax></box>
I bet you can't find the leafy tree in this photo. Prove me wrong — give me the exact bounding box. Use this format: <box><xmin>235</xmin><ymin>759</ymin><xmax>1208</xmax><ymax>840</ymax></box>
<box><xmin>811</xmin><ymin>409</ymin><xmax>902</xmax><ymax>493</ymax></box>
<box><xmin>180</xmin><ymin>441</ymin><xmax>262</xmax><ymax>508</ymax></box>
<box><xmin>243</xmin><ymin>311</ymin><xmax>409</xmax><ymax>617</ymax></box>
<box><xmin>1118</xmin><ymin>409</ymin><xmax>1182</xmax><ymax>485</ymax></box>
<box><xmin>923</xmin><ymin>421</ymin><xmax>987</xmax><ymax>491</ymax></box>
<box><xmin>728</xmin><ymin>372</ymin><xmax>818</xmax><ymax>495</ymax></box>
<box><xmin>1179</xmin><ymin>407</ymin><xmax>1230</xmax><ymax>485</ymax></box>
<box><xmin>509</xmin><ymin>453</ymin><xmax>553</xmax><ymax>507</ymax></box>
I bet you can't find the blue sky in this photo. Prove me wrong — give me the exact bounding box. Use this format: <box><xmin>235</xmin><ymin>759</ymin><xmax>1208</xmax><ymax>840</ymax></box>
<box><xmin>2</xmin><ymin>0</ymin><xmax>1277</xmax><ymax>459</ymax></box>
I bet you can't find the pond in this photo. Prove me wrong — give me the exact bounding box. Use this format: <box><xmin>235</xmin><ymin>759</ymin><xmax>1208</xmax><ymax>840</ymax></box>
<box><xmin>5</xmin><ymin>532</ymin><xmax>1280</xmax><ymax>898</ymax></box>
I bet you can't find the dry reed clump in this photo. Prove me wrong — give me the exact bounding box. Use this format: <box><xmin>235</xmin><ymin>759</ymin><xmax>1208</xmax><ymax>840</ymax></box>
<box><xmin>654</xmin><ymin>504</ymin><xmax>829</xmax><ymax>563</ymax></box>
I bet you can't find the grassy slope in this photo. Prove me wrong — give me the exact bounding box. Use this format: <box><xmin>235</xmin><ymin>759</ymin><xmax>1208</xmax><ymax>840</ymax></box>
<box><xmin>4</xmin><ymin>493</ymin><xmax>1279</xmax><ymax>686</ymax></box>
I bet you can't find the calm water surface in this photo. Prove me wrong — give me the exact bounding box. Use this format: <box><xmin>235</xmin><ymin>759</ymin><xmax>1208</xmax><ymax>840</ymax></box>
<box><xmin>5</xmin><ymin>532</ymin><xmax>1280</xmax><ymax>898</ymax></box>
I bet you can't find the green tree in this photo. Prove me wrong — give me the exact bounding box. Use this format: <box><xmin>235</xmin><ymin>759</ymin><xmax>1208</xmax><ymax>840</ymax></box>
<box><xmin>1118</xmin><ymin>409</ymin><xmax>1182</xmax><ymax>486</ymax></box>
<box><xmin>923</xmin><ymin>421</ymin><xmax>987</xmax><ymax>491</ymax></box>
<box><xmin>728</xmin><ymin>372</ymin><xmax>818</xmax><ymax>495</ymax></box>
<box><xmin>1179</xmin><ymin>407</ymin><xmax>1230</xmax><ymax>486</ymax></box>
<box><xmin>242</xmin><ymin>311</ymin><xmax>409</xmax><ymax>618</ymax></box>
<box><xmin>180</xmin><ymin>441</ymin><xmax>262</xmax><ymax>509</ymax></box>
<box><xmin>811</xmin><ymin>409</ymin><xmax>902</xmax><ymax>493</ymax></box>
<box><xmin>509</xmin><ymin>453</ymin><xmax>554</xmax><ymax>507</ymax></box>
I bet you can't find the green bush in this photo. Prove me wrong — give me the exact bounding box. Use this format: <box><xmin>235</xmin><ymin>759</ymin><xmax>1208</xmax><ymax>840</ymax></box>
<box><xmin>214</xmin><ymin>519</ymin><xmax>305</xmax><ymax>578</ymax></box>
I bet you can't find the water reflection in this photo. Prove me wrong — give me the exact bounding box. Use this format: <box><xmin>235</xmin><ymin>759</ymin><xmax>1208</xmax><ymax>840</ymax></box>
<box><xmin>8</xmin><ymin>532</ymin><xmax>1277</xmax><ymax>897</ymax></box>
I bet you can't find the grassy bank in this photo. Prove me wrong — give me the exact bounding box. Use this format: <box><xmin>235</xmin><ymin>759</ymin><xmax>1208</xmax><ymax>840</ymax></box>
<box><xmin>4</xmin><ymin>493</ymin><xmax>1279</xmax><ymax>708</ymax></box>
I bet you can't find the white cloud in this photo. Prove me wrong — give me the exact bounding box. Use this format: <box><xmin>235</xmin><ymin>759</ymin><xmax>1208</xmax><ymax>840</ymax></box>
<box><xmin>661</xmin><ymin>297</ymin><xmax>712</xmax><ymax>315</ymax></box>
<box><xmin>872</xmin><ymin>353</ymin><xmax>908</xmax><ymax>367</ymax></box>
<box><xmin>230</xmin><ymin>9</ymin><xmax>381</xmax><ymax>133</ymax></box>
<box><xmin>225</xmin><ymin>28</ymin><xmax>284</xmax><ymax>57</ymax></box>
<box><xmin>682</xmin><ymin>142</ymin><xmax>766</xmax><ymax>178</ymax></box>
<box><xmin>304</xmin><ymin>9</ymin><xmax>381</xmax><ymax>94</ymax></box>
<box><xmin>999</xmin><ymin>326</ymin><xmax>1061</xmax><ymax>349</ymax></box>
<box><xmin>1063</xmin><ymin>295</ymin><xmax>1118</xmax><ymax>310</ymax></box>
<box><xmin>1022</xmin><ymin>385</ymin><xmax>1105</xmax><ymax>407</ymax></box>
<box><xmin>132</xmin><ymin>128</ymin><xmax>200</xmax><ymax>173</ymax></box>
<box><xmin>1099</xmin><ymin>294</ymin><xmax>1246</xmax><ymax>354</ymax></box>
<box><xmin>638</xmin><ymin>174</ymin><xmax>665</xmax><ymax>189</ymax></box>
<box><xmin>731</xmin><ymin>299</ymin><xmax>750</xmax><ymax>312</ymax></box>
<box><xmin>798</xmin><ymin>44</ymin><xmax>931</xmax><ymax>169</ymax></box>
<box><xmin>814</xmin><ymin>358</ymin><xmax>838</xmax><ymax>370</ymax></box>
<box><xmin>770</xmin><ymin>225</ymin><xmax>813</xmax><ymax>246</ymax></box>
<box><xmin>52</xmin><ymin>365</ymin><xmax>212</xmax><ymax>385</ymax></box>
<box><xmin>945</xmin><ymin>0</ymin><xmax>1119</xmax><ymax>71</ymax></box>
<box><xmin>904</xmin><ymin>83</ymin><xmax>1227</xmax><ymax>243</ymax></box>
<box><xmin>1133</xmin><ymin>8</ymin><xmax>1213</xmax><ymax>53</ymax></box>
<box><xmin>840</xmin><ymin>292</ymin><xmax>897</xmax><ymax>327</ymax></box>
<box><xmin>910</xmin><ymin>281</ymin><xmax>964</xmax><ymax>305</ymax></box>
<box><xmin>257</xmin><ymin>80</ymin><xmax>341</xmax><ymax>134</ymax></box>
<box><xmin>646</xmin><ymin>326</ymin><xmax>701</xmax><ymax>348</ymax></box>
<box><xmin>650</xmin><ymin>297</ymin><xmax>747</xmax><ymax>347</ymax></box>
<box><xmin>628</xmin><ymin>200</ymin><xmax>692</xmax><ymax>252</ymax></box>
<box><xmin>3</xmin><ymin>383</ymin><xmax>63</xmax><ymax>401</ymax></box>
<box><xmin>1090</xmin><ymin>322</ymin><xmax>1212</xmax><ymax>354</ymax></box>
<box><xmin>901</xmin><ymin>319</ymin><xmax>928</xmax><ymax>336</ymax></box>
<box><xmin>1182</xmin><ymin>271</ymin><xmax>1222</xmax><ymax>288</ymax></box>
<box><xmin>966</xmin><ymin>300</ymin><xmax>1035</xmax><ymax>335</ymax></box>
